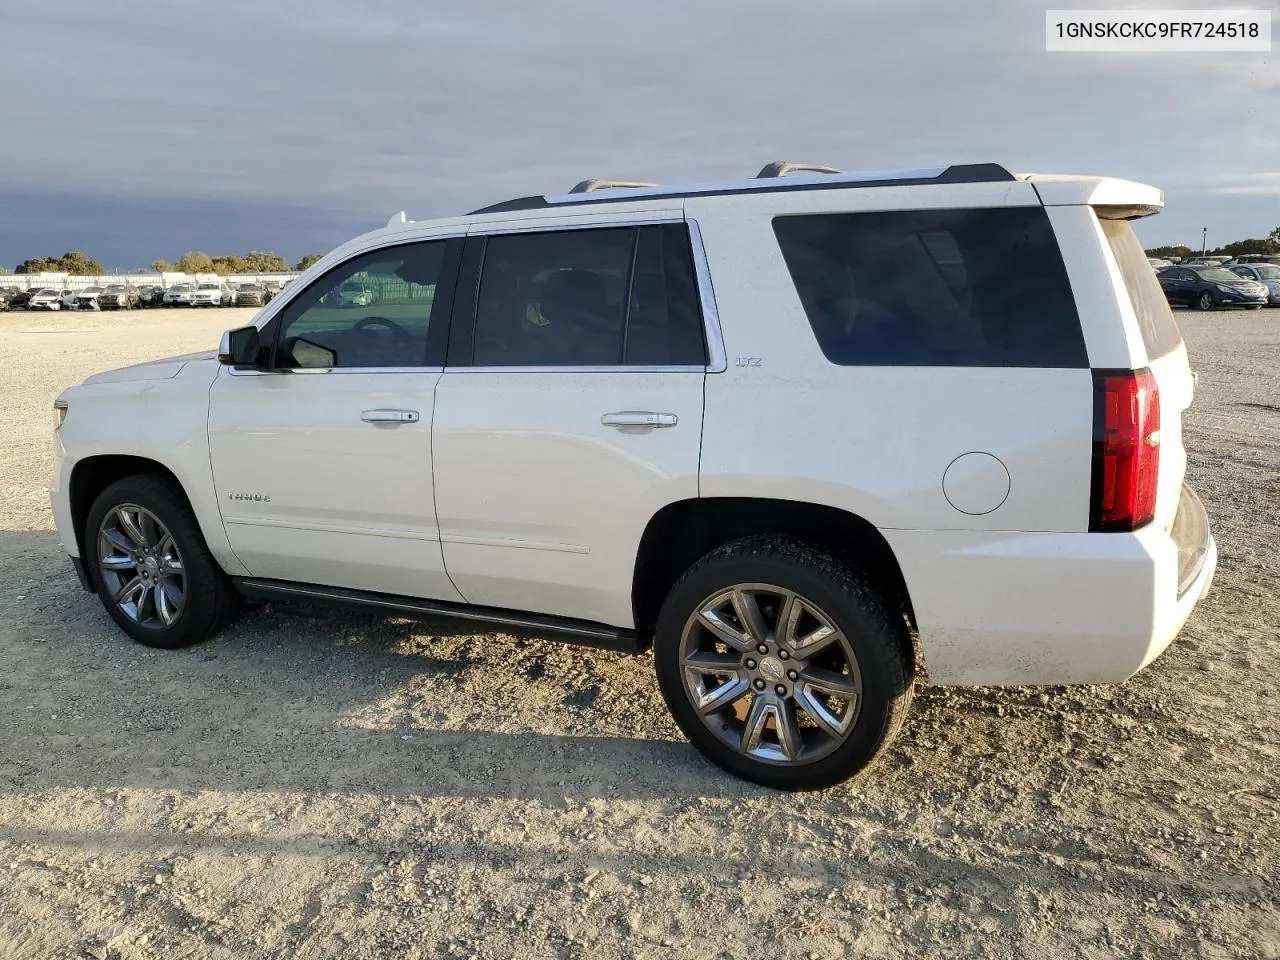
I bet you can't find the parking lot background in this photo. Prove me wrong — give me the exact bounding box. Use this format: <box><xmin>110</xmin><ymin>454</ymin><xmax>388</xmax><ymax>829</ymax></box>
<box><xmin>0</xmin><ymin>308</ymin><xmax>1276</xmax><ymax>959</ymax></box>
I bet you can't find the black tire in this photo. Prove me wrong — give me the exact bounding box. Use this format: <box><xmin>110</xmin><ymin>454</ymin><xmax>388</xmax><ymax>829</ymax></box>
<box><xmin>1196</xmin><ymin>290</ymin><xmax>1216</xmax><ymax>311</ymax></box>
<box><xmin>84</xmin><ymin>474</ymin><xmax>241</xmax><ymax>649</ymax></box>
<box><xmin>654</xmin><ymin>537</ymin><xmax>913</xmax><ymax>790</ymax></box>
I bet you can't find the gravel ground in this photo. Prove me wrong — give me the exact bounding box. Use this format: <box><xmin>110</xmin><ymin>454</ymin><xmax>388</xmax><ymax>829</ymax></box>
<box><xmin>0</xmin><ymin>307</ymin><xmax>1276</xmax><ymax>960</ymax></box>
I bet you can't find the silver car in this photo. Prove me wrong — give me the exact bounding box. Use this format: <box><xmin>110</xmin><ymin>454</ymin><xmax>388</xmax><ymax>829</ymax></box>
<box><xmin>1229</xmin><ymin>263</ymin><xmax>1280</xmax><ymax>305</ymax></box>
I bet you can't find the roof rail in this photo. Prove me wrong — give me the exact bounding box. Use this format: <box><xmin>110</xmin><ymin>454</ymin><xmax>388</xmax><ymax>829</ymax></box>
<box><xmin>569</xmin><ymin>179</ymin><xmax>659</xmax><ymax>194</ymax></box>
<box><xmin>467</xmin><ymin>163</ymin><xmax>1018</xmax><ymax>216</ymax></box>
<box><xmin>756</xmin><ymin>161</ymin><xmax>843</xmax><ymax>178</ymax></box>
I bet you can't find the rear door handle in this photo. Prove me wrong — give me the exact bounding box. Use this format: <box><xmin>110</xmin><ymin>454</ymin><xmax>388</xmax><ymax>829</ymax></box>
<box><xmin>361</xmin><ymin>409</ymin><xmax>420</xmax><ymax>423</ymax></box>
<box><xmin>601</xmin><ymin>411</ymin><xmax>678</xmax><ymax>428</ymax></box>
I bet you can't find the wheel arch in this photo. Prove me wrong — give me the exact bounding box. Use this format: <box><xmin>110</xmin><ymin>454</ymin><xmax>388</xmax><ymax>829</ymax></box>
<box><xmin>633</xmin><ymin>497</ymin><xmax>916</xmax><ymax>652</ymax></box>
<box><xmin>69</xmin><ymin>455</ymin><xmax>189</xmax><ymax>561</ymax></box>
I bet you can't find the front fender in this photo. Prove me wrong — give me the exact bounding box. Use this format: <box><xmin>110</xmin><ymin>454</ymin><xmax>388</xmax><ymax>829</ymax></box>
<box><xmin>54</xmin><ymin>360</ymin><xmax>248</xmax><ymax>576</ymax></box>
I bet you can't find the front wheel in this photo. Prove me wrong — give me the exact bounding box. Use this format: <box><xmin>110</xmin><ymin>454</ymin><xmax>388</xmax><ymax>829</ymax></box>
<box><xmin>654</xmin><ymin>538</ymin><xmax>913</xmax><ymax>790</ymax></box>
<box><xmin>1197</xmin><ymin>291</ymin><xmax>1216</xmax><ymax>311</ymax></box>
<box><xmin>85</xmin><ymin>474</ymin><xmax>241</xmax><ymax>648</ymax></box>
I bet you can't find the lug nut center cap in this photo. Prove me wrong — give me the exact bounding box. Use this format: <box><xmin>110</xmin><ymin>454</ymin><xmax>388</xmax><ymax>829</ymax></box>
<box><xmin>144</xmin><ymin>557</ymin><xmax>160</xmax><ymax>575</ymax></box>
<box><xmin>758</xmin><ymin>655</ymin><xmax>785</xmax><ymax>683</ymax></box>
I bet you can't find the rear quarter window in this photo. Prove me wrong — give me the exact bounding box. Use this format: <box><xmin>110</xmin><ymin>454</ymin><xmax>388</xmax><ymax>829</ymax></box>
<box><xmin>1098</xmin><ymin>218</ymin><xmax>1183</xmax><ymax>360</ymax></box>
<box><xmin>773</xmin><ymin>207</ymin><xmax>1087</xmax><ymax>368</ymax></box>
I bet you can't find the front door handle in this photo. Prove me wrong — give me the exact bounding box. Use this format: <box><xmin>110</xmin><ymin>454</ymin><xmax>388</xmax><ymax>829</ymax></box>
<box><xmin>601</xmin><ymin>411</ymin><xmax>678</xmax><ymax>428</ymax></box>
<box><xmin>361</xmin><ymin>409</ymin><xmax>420</xmax><ymax>423</ymax></box>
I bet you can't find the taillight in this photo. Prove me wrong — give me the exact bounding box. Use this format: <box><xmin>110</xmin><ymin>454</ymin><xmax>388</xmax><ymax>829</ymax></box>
<box><xmin>1090</xmin><ymin>368</ymin><xmax>1160</xmax><ymax>531</ymax></box>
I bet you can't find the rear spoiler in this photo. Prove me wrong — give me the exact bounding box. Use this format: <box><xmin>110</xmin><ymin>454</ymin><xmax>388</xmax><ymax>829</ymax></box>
<box><xmin>1026</xmin><ymin>175</ymin><xmax>1164</xmax><ymax>218</ymax></box>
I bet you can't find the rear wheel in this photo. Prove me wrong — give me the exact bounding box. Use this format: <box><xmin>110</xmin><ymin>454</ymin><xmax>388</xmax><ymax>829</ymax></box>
<box><xmin>85</xmin><ymin>474</ymin><xmax>241</xmax><ymax>649</ymax></box>
<box><xmin>1197</xmin><ymin>291</ymin><xmax>1216</xmax><ymax>311</ymax></box>
<box><xmin>654</xmin><ymin>538</ymin><xmax>913</xmax><ymax>790</ymax></box>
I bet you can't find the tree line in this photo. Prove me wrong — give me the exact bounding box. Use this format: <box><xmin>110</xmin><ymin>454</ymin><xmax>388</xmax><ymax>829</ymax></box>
<box><xmin>8</xmin><ymin>250</ymin><xmax>324</xmax><ymax>275</ymax></box>
<box><xmin>1145</xmin><ymin>227</ymin><xmax>1280</xmax><ymax>262</ymax></box>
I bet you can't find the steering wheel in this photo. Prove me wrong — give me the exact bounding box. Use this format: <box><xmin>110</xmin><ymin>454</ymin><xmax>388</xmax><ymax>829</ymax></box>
<box><xmin>351</xmin><ymin>316</ymin><xmax>409</xmax><ymax>339</ymax></box>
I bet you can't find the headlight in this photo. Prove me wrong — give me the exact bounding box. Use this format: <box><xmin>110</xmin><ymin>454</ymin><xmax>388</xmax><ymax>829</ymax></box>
<box><xmin>1216</xmin><ymin>284</ymin><xmax>1239</xmax><ymax>294</ymax></box>
<box><xmin>54</xmin><ymin>399</ymin><xmax>68</xmax><ymax>429</ymax></box>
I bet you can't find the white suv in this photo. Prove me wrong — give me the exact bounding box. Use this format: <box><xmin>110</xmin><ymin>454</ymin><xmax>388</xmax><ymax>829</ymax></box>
<box><xmin>51</xmin><ymin>162</ymin><xmax>1217</xmax><ymax>789</ymax></box>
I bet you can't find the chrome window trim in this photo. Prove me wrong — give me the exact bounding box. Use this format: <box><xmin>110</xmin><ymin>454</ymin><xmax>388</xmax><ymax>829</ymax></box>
<box><xmin>444</xmin><ymin>365</ymin><xmax>705</xmax><ymax>375</ymax></box>
<box><xmin>227</xmin><ymin>366</ymin><xmax>444</xmax><ymax>377</ymax></box>
<box><xmin>686</xmin><ymin>217</ymin><xmax>727</xmax><ymax>373</ymax></box>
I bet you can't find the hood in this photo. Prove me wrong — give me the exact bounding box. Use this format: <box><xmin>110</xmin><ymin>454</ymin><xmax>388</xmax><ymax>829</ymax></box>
<box><xmin>81</xmin><ymin>349</ymin><xmax>218</xmax><ymax>385</ymax></box>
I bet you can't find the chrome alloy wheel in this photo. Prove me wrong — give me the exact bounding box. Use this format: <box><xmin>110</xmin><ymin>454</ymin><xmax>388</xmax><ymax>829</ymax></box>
<box><xmin>97</xmin><ymin>504</ymin><xmax>186</xmax><ymax>629</ymax></box>
<box><xmin>679</xmin><ymin>583</ymin><xmax>862</xmax><ymax>765</ymax></box>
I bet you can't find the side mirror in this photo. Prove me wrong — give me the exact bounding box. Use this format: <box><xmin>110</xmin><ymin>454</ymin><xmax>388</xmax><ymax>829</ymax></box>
<box><xmin>218</xmin><ymin>325</ymin><xmax>261</xmax><ymax>366</ymax></box>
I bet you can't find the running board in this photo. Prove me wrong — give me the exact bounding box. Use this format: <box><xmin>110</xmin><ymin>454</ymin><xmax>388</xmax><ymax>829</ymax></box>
<box><xmin>231</xmin><ymin>578</ymin><xmax>646</xmax><ymax>654</ymax></box>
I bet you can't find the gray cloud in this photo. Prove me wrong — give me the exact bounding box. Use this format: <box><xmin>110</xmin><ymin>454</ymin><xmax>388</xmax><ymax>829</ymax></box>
<box><xmin>0</xmin><ymin>0</ymin><xmax>1275</xmax><ymax>266</ymax></box>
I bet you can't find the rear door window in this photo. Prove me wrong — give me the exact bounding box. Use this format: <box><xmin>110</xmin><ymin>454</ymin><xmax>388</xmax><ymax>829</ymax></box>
<box><xmin>469</xmin><ymin>224</ymin><xmax>706</xmax><ymax>367</ymax></box>
<box><xmin>1099</xmin><ymin>218</ymin><xmax>1184</xmax><ymax>360</ymax></box>
<box><xmin>773</xmin><ymin>207</ymin><xmax>1087</xmax><ymax>368</ymax></box>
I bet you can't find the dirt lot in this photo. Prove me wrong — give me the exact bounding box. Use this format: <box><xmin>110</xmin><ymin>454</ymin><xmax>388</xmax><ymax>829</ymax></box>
<box><xmin>0</xmin><ymin>307</ymin><xmax>1276</xmax><ymax>960</ymax></box>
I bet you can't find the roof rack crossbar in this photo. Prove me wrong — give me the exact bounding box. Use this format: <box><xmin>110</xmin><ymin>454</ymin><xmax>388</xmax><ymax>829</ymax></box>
<box><xmin>756</xmin><ymin>161</ymin><xmax>843</xmax><ymax>179</ymax></box>
<box><xmin>569</xmin><ymin>179</ymin><xmax>659</xmax><ymax>194</ymax></box>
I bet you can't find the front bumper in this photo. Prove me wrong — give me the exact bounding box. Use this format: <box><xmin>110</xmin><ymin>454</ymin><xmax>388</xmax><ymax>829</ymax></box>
<box><xmin>1217</xmin><ymin>289</ymin><xmax>1269</xmax><ymax>305</ymax></box>
<box><xmin>883</xmin><ymin>483</ymin><xmax>1216</xmax><ymax>686</ymax></box>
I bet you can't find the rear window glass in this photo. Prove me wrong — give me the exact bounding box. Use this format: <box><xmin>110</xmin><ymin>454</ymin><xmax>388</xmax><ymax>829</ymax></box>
<box><xmin>1099</xmin><ymin>218</ymin><xmax>1183</xmax><ymax>360</ymax></box>
<box><xmin>773</xmin><ymin>207</ymin><xmax>1087</xmax><ymax>367</ymax></box>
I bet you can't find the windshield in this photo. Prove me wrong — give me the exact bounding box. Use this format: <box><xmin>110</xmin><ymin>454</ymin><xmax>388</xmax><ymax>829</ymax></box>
<box><xmin>198</xmin><ymin>283</ymin><xmax>220</xmax><ymax>290</ymax></box>
<box><xmin>1251</xmin><ymin>266</ymin><xmax>1280</xmax><ymax>280</ymax></box>
<box><xmin>103</xmin><ymin>286</ymin><xmax>125</xmax><ymax>293</ymax></box>
<box><xmin>82</xmin><ymin>287</ymin><xmax>103</xmax><ymax>294</ymax></box>
<box><xmin>1199</xmin><ymin>268</ymin><xmax>1246</xmax><ymax>283</ymax></box>
<box><xmin>170</xmin><ymin>284</ymin><xmax>193</xmax><ymax>292</ymax></box>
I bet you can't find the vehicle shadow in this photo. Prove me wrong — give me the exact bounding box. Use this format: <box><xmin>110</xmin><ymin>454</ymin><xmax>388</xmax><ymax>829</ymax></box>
<box><xmin>0</xmin><ymin>528</ymin><xmax>744</xmax><ymax>803</ymax></box>
<box><xmin>1</xmin><ymin>527</ymin><xmax>1270</xmax><ymax>928</ymax></box>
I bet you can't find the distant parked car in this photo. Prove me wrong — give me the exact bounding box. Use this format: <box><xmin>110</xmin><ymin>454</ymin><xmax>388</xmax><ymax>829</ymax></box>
<box><xmin>29</xmin><ymin>288</ymin><xmax>64</xmax><ymax>310</ymax></box>
<box><xmin>1229</xmin><ymin>263</ymin><xmax>1280</xmax><ymax>305</ymax></box>
<box><xmin>1157</xmin><ymin>266</ymin><xmax>1269</xmax><ymax>311</ymax></box>
<box><xmin>1180</xmin><ymin>257</ymin><xmax>1230</xmax><ymax>267</ymax></box>
<box><xmin>1147</xmin><ymin>258</ymin><xmax>1171</xmax><ymax>269</ymax></box>
<box><xmin>234</xmin><ymin>284</ymin><xmax>267</xmax><ymax>307</ymax></box>
<box><xmin>1223</xmin><ymin>254</ymin><xmax>1280</xmax><ymax>267</ymax></box>
<box><xmin>74</xmin><ymin>287</ymin><xmax>105</xmax><ymax>311</ymax></box>
<box><xmin>192</xmin><ymin>282</ymin><xmax>233</xmax><ymax>307</ymax></box>
<box><xmin>98</xmin><ymin>285</ymin><xmax>140</xmax><ymax>310</ymax></box>
<box><xmin>56</xmin><ymin>289</ymin><xmax>79</xmax><ymax>310</ymax></box>
<box><xmin>163</xmin><ymin>283</ymin><xmax>195</xmax><ymax>306</ymax></box>
<box><xmin>137</xmin><ymin>286</ymin><xmax>166</xmax><ymax>308</ymax></box>
<box><xmin>6</xmin><ymin>288</ymin><xmax>35</xmax><ymax>310</ymax></box>
<box><xmin>335</xmin><ymin>280</ymin><xmax>375</xmax><ymax>307</ymax></box>
<box><xmin>0</xmin><ymin>289</ymin><xmax>12</xmax><ymax>311</ymax></box>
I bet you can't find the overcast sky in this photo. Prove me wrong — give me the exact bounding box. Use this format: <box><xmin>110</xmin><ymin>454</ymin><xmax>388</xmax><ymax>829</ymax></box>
<box><xmin>0</xmin><ymin>0</ymin><xmax>1276</xmax><ymax>268</ymax></box>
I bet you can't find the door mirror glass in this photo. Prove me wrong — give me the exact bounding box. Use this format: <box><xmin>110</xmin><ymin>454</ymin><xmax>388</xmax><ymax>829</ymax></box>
<box><xmin>218</xmin><ymin>325</ymin><xmax>261</xmax><ymax>366</ymax></box>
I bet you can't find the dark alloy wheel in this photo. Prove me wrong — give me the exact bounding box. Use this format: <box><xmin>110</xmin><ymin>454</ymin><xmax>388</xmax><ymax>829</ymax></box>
<box><xmin>654</xmin><ymin>538</ymin><xmax>913</xmax><ymax>790</ymax></box>
<box><xmin>85</xmin><ymin>474</ymin><xmax>241</xmax><ymax>648</ymax></box>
